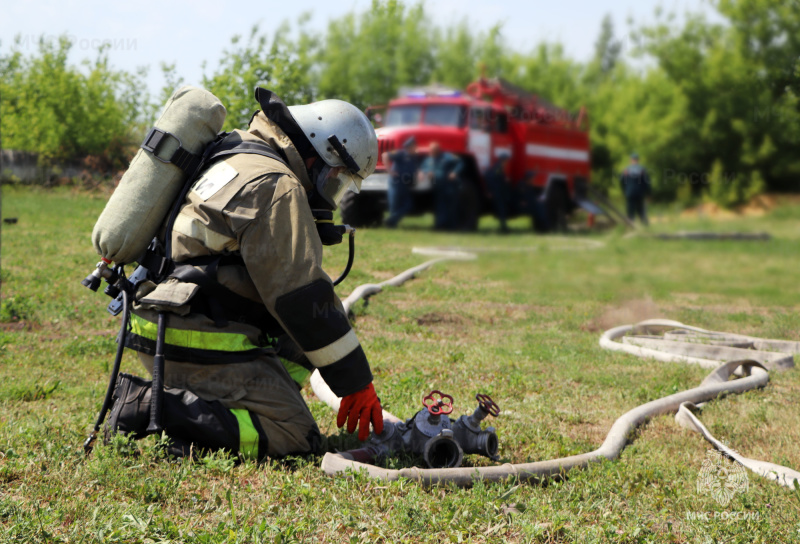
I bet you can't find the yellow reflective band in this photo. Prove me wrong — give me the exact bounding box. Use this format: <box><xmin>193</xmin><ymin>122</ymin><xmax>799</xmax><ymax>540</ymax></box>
<box><xmin>281</xmin><ymin>359</ymin><xmax>312</xmax><ymax>387</ymax></box>
<box><xmin>230</xmin><ymin>409</ymin><xmax>259</xmax><ymax>460</ymax></box>
<box><xmin>130</xmin><ymin>314</ymin><xmax>259</xmax><ymax>352</ymax></box>
<box><xmin>315</xmin><ymin>219</ymin><xmax>334</xmax><ymax>224</ymax></box>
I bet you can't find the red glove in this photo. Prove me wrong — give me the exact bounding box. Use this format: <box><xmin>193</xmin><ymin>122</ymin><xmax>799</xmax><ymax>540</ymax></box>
<box><xmin>337</xmin><ymin>383</ymin><xmax>384</xmax><ymax>441</ymax></box>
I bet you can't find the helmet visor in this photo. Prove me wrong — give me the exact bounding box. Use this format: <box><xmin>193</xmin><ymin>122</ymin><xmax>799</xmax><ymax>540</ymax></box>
<box><xmin>316</xmin><ymin>166</ymin><xmax>362</xmax><ymax>209</ymax></box>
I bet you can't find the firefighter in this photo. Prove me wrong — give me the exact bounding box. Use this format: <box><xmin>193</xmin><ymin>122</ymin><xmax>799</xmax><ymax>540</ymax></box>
<box><xmin>383</xmin><ymin>136</ymin><xmax>418</xmax><ymax>228</ymax></box>
<box><xmin>485</xmin><ymin>150</ymin><xmax>511</xmax><ymax>233</ymax></box>
<box><xmin>419</xmin><ymin>141</ymin><xmax>463</xmax><ymax>230</ymax></box>
<box><xmin>620</xmin><ymin>152</ymin><xmax>651</xmax><ymax>226</ymax></box>
<box><xmin>105</xmin><ymin>90</ymin><xmax>384</xmax><ymax>460</ymax></box>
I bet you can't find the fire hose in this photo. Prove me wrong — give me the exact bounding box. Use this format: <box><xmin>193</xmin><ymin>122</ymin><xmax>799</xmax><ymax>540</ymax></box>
<box><xmin>313</xmin><ymin>248</ymin><xmax>799</xmax><ymax>488</ymax></box>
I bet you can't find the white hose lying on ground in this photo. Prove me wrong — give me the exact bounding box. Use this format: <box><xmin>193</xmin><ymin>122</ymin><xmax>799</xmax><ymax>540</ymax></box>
<box><xmin>676</xmin><ymin>402</ymin><xmax>800</xmax><ymax>488</ymax></box>
<box><xmin>599</xmin><ymin>319</ymin><xmax>796</xmax><ymax>371</ymax></box>
<box><xmin>602</xmin><ymin>320</ymin><xmax>800</xmax><ymax>488</ymax></box>
<box><xmin>313</xmin><ymin>248</ymin><xmax>798</xmax><ymax>488</ymax></box>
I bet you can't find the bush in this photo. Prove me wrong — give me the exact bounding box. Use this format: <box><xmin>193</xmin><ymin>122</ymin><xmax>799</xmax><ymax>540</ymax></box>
<box><xmin>0</xmin><ymin>35</ymin><xmax>151</xmax><ymax>168</ymax></box>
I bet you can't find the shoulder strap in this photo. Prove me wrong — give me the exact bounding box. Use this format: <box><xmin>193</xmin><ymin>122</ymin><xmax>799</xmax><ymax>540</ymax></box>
<box><xmin>206</xmin><ymin>136</ymin><xmax>288</xmax><ymax>167</ymax></box>
<box><xmin>160</xmin><ymin>133</ymin><xmax>289</xmax><ymax>266</ymax></box>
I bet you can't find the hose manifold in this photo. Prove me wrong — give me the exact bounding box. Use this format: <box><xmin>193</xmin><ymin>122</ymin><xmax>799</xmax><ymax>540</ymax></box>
<box><xmin>354</xmin><ymin>390</ymin><xmax>501</xmax><ymax>469</ymax></box>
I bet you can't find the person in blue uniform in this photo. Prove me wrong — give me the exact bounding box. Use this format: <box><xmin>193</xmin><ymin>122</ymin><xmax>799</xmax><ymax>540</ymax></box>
<box><xmin>383</xmin><ymin>137</ymin><xmax>418</xmax><ymax>228</ymax></box>
<box><xmin>419</xmin><ymin>142</ymin><xmax>463</xmax><ymax>230</ymax></box>
<box><xmin>485</xmin><ymin>150</ymin><xmax>511</xmax><ymax>233</ymax></box>
<box><xmin>620</xmin><ymin>152</ymin><xmax>651</xmax><ymax>226</ymax></box>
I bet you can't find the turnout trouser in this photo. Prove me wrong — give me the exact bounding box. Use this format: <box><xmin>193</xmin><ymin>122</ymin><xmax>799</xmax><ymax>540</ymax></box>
<box><xmin>138</xmin><ymin>352</ymin><xmax>321</xmax><ymax>459</ymax></box>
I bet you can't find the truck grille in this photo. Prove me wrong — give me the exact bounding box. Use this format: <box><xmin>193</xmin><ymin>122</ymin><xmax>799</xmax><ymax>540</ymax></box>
<box><xmin>378</xmin><ymin>138</ymin><xmax>397</xmax><ymax>160</ymax></box>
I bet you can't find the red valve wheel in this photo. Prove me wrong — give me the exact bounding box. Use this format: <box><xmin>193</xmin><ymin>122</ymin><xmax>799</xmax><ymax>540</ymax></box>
<box><xmin>475</xmin><ymin>393</ymin><xmax>500</xmax><ymax>417</ymax></box>
<box><xmin>423</xmin><ymin>390</ymin><xmax>454</xmax><ymax>416</ymax></box>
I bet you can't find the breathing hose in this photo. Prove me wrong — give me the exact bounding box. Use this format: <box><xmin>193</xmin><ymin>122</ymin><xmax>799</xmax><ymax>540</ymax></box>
<box><xmin>332</xmin><ymin>228</ymin><xmax>356</xmax><ymax>287</ymax></box>
<box><xmin>314</xmin><ymin>248</ymin><xmax>799</xmax><ymax>488</ymax></box>
<box><xmin>84</xmin><ymin>288</ymin><xmax>130</xmax><ymax>454</ymax></box>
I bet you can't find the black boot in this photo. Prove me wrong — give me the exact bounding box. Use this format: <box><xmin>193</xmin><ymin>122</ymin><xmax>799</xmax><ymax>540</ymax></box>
<box><xmin>160</xmin><ymin>387</ymin><xmax>245</xmax><ymax>457</ymax></box>
<box><xmin>104</xmin><ymin>373</ymin><xmax>153</xmax><ymax>442</ymax></box>
<box><xmin>104</xmin><ymin>374</ymin><xmax>261</xmax><ymax>459</ymax></box>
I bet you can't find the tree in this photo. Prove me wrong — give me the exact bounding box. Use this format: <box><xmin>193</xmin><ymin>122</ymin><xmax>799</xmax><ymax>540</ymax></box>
<box><xmin>0</xmin><ymin>35</ymin><xmax>149</xmax><ymax>169</ymax></box>
<box><xmin>202</xmin><ymin>18</ymin><xmax>319</xmax><ymax>131</ymax></box>
<box><xmin>316</xmin><ymin>0</ymin><xmax>435</xmax><ymax>109</ymax></box>
<box><xmin>635</xmin><ymin>2</ymin><xmax>800</xmax><ymax>203</ymax></box>
<box><xmin>4</xmin><ymin>0</ymin><xmax>798</xmax><ymax>205</ymax></box>
<box><xmin>429</xmin><ymin>22</ymin><xmax>477</xmax><ymax>89</ymax></box>
<box><xmin>593</xmin><ymin>14</ymin><xmax>623</xmax><ymax>76</ymax></box>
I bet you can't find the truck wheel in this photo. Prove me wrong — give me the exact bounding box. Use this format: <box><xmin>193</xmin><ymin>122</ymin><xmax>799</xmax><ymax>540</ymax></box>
<box><xmin>546</xmin><ymin>184</ymin><xmax>569</xmax><ymax>233</ymax></box>
<box><xmin>458</xmin><ymin>181</ymin><xmax>481</xmax><ymax>231</ymax></box>
<box><xmin>340</xmin><ymin>192</ymin><xmax>384</xmax><ymax>227</ymax></box>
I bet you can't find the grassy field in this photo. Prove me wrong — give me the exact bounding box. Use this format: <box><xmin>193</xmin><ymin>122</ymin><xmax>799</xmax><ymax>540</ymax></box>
<box><xmin>1</xmin><ymin>185</ymin><xmax>799</xmax><ymax>543</ymax></box>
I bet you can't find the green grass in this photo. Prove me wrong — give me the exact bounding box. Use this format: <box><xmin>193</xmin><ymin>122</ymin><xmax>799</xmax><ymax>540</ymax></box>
<box><xmin>1</xmin><ymin>185</ymin><xmax>800</xmax><ymax>543</ymax></box>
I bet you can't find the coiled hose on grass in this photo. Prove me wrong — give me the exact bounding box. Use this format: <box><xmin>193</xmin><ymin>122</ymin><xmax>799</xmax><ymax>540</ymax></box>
<box><xmin>313</xmin><ymin>248</ymin><xmax>799</xmax><ymax>488</ymax></box>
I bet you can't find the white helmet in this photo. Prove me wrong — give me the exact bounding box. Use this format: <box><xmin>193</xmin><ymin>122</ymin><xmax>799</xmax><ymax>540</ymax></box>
<box><xmin>289</xmin><ymin>99</ymin><xmax>378</xmax><ymax>208</ymax></box>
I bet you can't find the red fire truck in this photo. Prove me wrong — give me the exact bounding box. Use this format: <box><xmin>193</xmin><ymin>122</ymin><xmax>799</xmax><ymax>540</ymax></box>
<box><xmin>341</xmin><ymin>77</ymin><xmax>604</xmax><ymax>231</ymax></box>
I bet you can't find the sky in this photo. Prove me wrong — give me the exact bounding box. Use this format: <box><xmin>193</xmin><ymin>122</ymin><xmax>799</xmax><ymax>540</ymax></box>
<box><xmin>1</xmin><ymin>0</ymin><xmax>724</xmax><ymax>97</ymax></box>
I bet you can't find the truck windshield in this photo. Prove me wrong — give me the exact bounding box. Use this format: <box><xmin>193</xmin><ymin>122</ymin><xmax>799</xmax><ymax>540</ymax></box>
<box><xmin>424</xmin><ymin>105</ymin><xmax>466</xmax><ymax>127</ymax></box>
<box><xmin>386</xmin><ymin>105</ymin><xmax>422</xmax><ymax>126</ymax></box>
<box><xmin>385</xmin><ymin>104</ymin><xmax>466</xmax><ymax>127</ymax></box>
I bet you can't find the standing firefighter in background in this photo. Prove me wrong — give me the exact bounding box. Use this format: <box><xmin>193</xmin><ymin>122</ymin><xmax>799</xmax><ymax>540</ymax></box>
<box><xmin>620</xmin><ymin>152</ymin><xmax>651</xmax><ymax>226</ymax></box>
<box><xmin>383</xmin><ymin>136</ymin><xmax>418</xmax><ymax>228</ymax></box>
<box><xmin>419</xmin><ymin>141</ymin><xmax>463</xmax><ymax>230</ymax></box>
<box><xmin>105</xmin><ymin>90</ymin><xmax>384</xmax><ymax>459</ymax></box>
<box><xmin>485</xmin><ymin>150</ymin><xmax>511</xmax><ymax>233</ymax></box>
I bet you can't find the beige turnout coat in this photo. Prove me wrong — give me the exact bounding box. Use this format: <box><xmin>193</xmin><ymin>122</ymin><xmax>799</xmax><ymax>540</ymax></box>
<box><xmin>128</xmin><ymin>111</ymin><xmax>373</xmax><ymax>456</ymax></box>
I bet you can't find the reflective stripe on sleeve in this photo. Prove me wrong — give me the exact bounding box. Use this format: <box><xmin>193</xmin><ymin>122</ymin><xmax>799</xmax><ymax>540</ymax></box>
<box><xmin>303</xmin><ymin>329</ymin><xmax>360</xmax><ymax>368</ymax></box>
<box><xmin>230</xmin><ymin>409</ymin><xmax>259</xmax><ymax>460</ymax></box>
<box><xmin>130</xmin><ymin>314</ymin><xmax>259</xmax><ymax>352</ymax></box>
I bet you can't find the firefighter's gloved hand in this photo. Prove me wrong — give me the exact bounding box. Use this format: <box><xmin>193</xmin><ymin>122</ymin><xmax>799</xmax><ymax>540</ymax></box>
<box><xmin>337</xmin><ymin>383</ymin><xmax>384</xmax><ymax>441</ymax></box>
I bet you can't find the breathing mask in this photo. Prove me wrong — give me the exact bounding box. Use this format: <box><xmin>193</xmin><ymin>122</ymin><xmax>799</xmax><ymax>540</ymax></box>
<box><xmin>314</xmin><ymin>164</ymin><xmax>361</xmax><ymax>210</ymax></box>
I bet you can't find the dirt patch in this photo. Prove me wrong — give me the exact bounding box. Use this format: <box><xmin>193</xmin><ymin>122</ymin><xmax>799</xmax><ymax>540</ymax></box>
<box><xmin>0</xmin><ymin>320</ymin><xmax>41</xmax><ymax>332</ymax></box>
<box><xmin>393</xmin><ymin>298</ymin><xmax>549</xmax><ymax>321</ymax></box>
<box><xmin>560</xmin><ymin>422</ymin><xmax>612</xmax><ymax>445</ymax></box>
<box><xmin>464</xmin><ymin>301</ymin><xmax>551</xmax><ymax>320</ymax></box>
<box><xmin>670</xmin><ymin>292</ymin><xmax>704</xmax><ymax>303</ymax></box>
<box><xmin>416</xmin><ymin>312</ymin><xmax>464</xmax><ymax>326</ymax></box>
<box><xmin>583</xmin><ymin>298</ymin><xmax>662</xmax><ymax>332</ymax></box>
<box><xmin>662</xmin><ymin>294</ymin><xmax>773</xmax><ymax>330</ymax></box>
<box><xmin>680</xmin><ymin>193</ymin><xmax>800</xmax><ymax>219</ymax></box>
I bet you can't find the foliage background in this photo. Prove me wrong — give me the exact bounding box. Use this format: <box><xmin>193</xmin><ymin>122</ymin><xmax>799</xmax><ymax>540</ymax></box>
<box><xmin>1</xmin><ymin>0</ymin><xmax>799</xmax><ymax>204</ymax></box>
